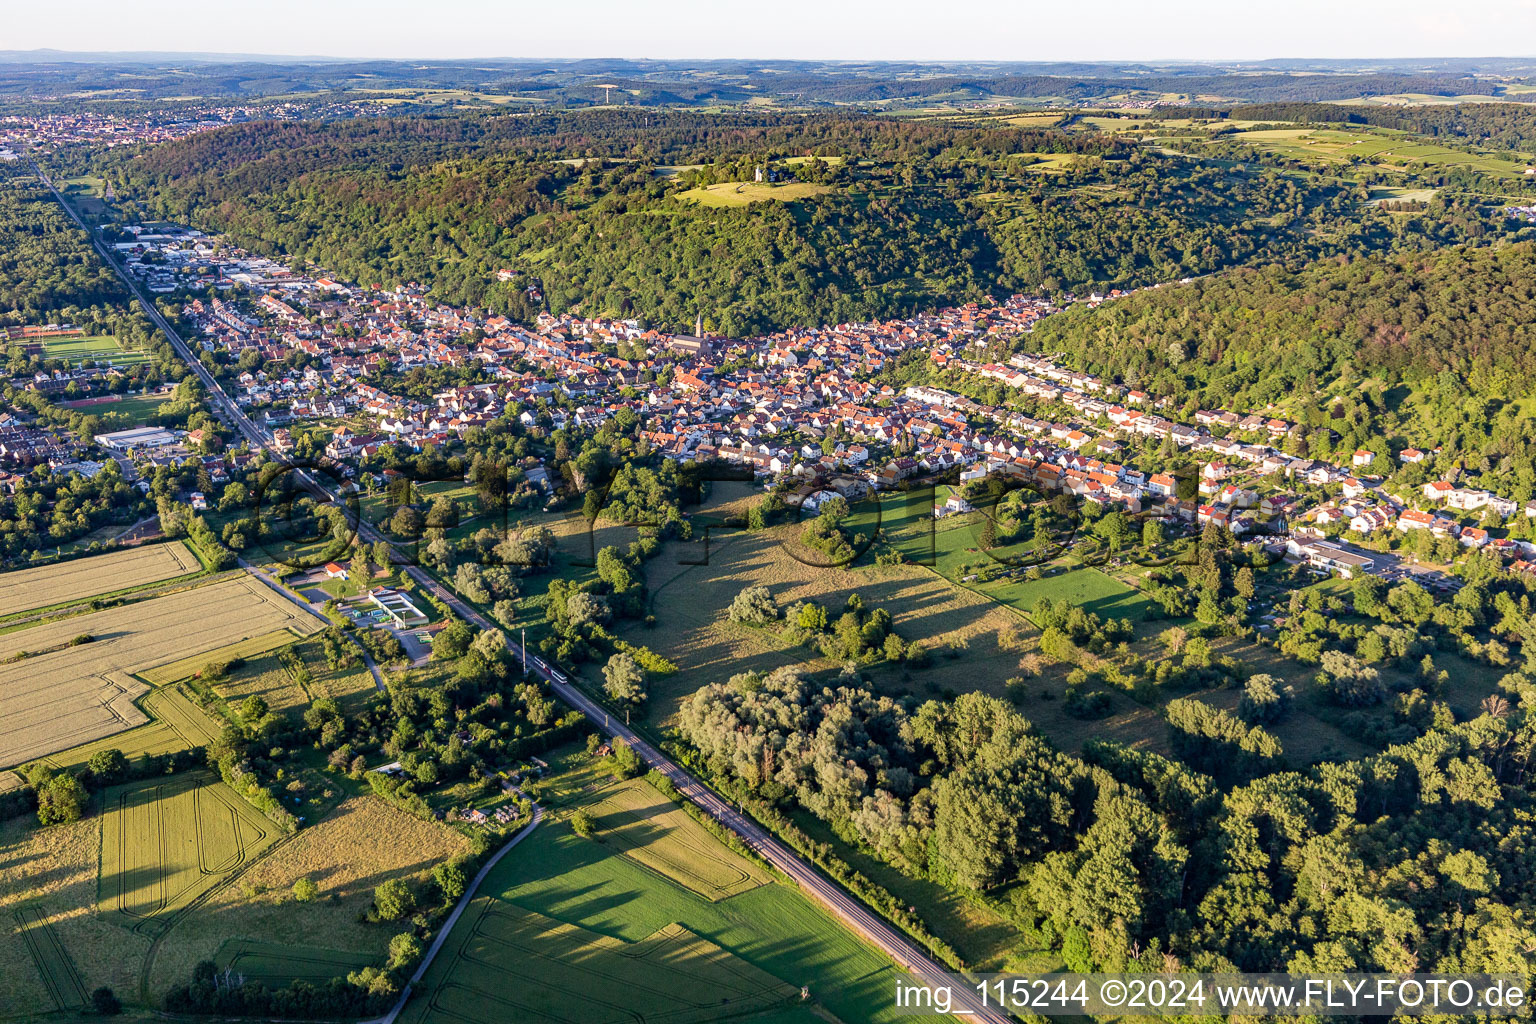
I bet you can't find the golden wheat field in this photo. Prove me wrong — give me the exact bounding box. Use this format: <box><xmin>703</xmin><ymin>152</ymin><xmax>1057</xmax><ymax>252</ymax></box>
<box><xmin>0</xmin><ymin>542</ymin><xmax>200</xmax><ymax>616</ymax></box>
<box><xmin>0</xmin><ymin>576</ymin><xmax>325</xmax><ymax>767</ymax></box>
<box><xmin>145</xmin><ymin>796</ymin><xmax>469</xmax><ymax>994</ymax></box>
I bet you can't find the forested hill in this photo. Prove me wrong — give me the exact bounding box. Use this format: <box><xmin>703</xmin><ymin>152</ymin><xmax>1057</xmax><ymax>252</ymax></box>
<box><xmin>100</xmin><ymin>111</ymin><xmax>1501</xmax><ymax>336</ymax></box>
<box><xmin>1026</xmin><ymin>243</ymin><xmax>1536</xmax><ymax>408</ymax></box>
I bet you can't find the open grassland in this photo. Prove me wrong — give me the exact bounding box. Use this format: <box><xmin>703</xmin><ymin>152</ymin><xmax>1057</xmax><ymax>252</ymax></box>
<box><xmin>204</xmin><ymin>635</ymin><xmax>376</xmax><ymax>715</ymax></box>
<box><xmin>1018</xmin><ymin>152</ymin><xmax>1083</xmax><ymax>173</ymax></box>
<box><xmin>0</xmin><ymin>814</ymin><xmax>153</xmax><ymax>1015</ymax></box>
<box><xmin>0</xmin><ymin>541</ymin><xmax>199</xmax><ymax>616</ymax></box>
<box><xmin>678</xmin><ymin>181</ymin><xmax>831</xmax><ymax>207</ymax></box>
<box><xmin>621</xmin><ymin>519</ymin><xmax>1028</xmax><ymax>722</ymax></box>
<box><xmin>497</xmin><ymin>483</ymin><xmax>1032</xmax><ymax>720</ymax></box>
<box><xmin>402</xmin><ymin>756</ymin><xmax>939</xmax><ymax>1024</ymax></box>
<box><xmin>1367</xmin><ymin>186</ymin><xmax>1439</xmax><ymax>205</ymax></box>
<box><xmin>1220</xmin><ymin>127</ymin><xmax>1534</xmax><ymax>177</ymax></box>
<box><xmin>139</xmin><ymin>629</ymin><xmax>310</xmax><ymax>686</ymax></box>
<box><xmin>0</xmin><ymin>577</ymin><xmax>324</xmax><ymax>767</ymax></box>
<box><xmin>99</xmin><ymin>773</ymin><xmax>279</xmax><ymax>939</ymax></box>
<box><xmin>404</xmin><ymin>905</ymin><xmax>799</xmax><ymax>1024</ymax></box>
<box><xmin>589</xmin><ymin>779</ymin><xmax>770</xmax><ymax>900</ymax></box>
<box><xmin>873</xmin><ymin>487</ymin><xmax>1154</xmax><ymax>623</ymax></box>
<box><xmin>146</xmin><ymin>795</ymin><xmax>467</xmax><ymax>994</ymax></box>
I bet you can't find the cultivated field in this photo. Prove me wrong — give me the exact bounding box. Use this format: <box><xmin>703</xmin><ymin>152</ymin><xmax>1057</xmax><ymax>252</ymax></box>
<box><xmin>403</xmin><ymin>903</ymin><xmax>798</xmax><ymax>1024</ymax></box>
<box><xmin>214</xmin><ymin>940</ymin><xmax>375</xmax><ymax>987</ymax></box>
<box><xmin>145</xmin><ymin>795</ymin><xmax>467</xmax><ymax>993</ymax></box>
<box><xmin>589</xmin><ymin>780</ymin><xmax>769</xmax><ymax>900</ymax></box>
<box><xmin>401</xmin><ymin>747</ymin><xmax>921</xmax><ymax>1024</ymax></box>
<box><xmin>0</xmin><ymin>577</ymin><xmax>324</xmax><ymax>766</ymax></box>
<box><xmin>0</xmin><ymin>814</ymin><xmax>153</xmax><ymax>1015</ymax></box>
<box><xmin>99</xmin><ymin>773</ymin><xmax>279</xmax><ymax>938</ymax></box>
<box><xmin>138</xmin><ymin>629</ymin><xmax>309</xmax><ymax>686</ymax></box>
<box><xmin>678</xmin><ymin>181</ymin><xmax>831</xmax><ymax>207</ymax></box>
<box><xmin>0</xmin><ymin>541</ymin><xmax>199</xmax><ymax>616</ymax></box>
<box><xmin>13</xmin><ymin>905</ymin><xmax>89</xmax><ymax>1013</ymax></box>
<box><xmin>40</xmin><ymin>685</ymin><xmax>221</xmax><ymax>775</ymax></box>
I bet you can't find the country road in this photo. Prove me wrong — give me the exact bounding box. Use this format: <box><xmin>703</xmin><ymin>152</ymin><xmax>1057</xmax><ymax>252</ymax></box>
<box><xmin>240</xmin><ymin>559</ymin><xmax>386</xmax><ymax>692</ymax></box>
<box><xmin>34</xmin><ymin>165</ymin><xmax>1011</xmax><ymax>1024</ymax></box>
<box><xmin>364</xmin><ymin>805</ymin><xmax>544</xmax><ymax>1024</ymax></box>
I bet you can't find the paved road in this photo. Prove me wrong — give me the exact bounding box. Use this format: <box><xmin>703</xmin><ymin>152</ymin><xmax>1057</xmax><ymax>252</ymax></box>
<box><xmin>364</xmin><ymin>805</ymin><xmax>543</xmax><ymax>1024</ymax></box>
<box><xmin>508</xmin><ymin>643</ymin><xmax>1006</xmax><ymax>1021</ymax></box>
<box><xmin>36</xmin><ymin>167</ymin><xmax>1007</xmax><ymax>1023</ymax></box>
<box><xmin>240</xmin><ymin>560</ymin><xmax>386</xmax><ymax>692</ymax></box>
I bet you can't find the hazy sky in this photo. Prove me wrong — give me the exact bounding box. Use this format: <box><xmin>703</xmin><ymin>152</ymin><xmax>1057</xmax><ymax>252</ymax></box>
<box><xmin>8</xmin><ymin>0</ymin><xmax>1536</xmax><ymax>62</ymax></box>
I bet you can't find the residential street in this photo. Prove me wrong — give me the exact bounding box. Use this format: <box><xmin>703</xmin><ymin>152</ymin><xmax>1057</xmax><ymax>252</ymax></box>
<box><xmin>42</xmin><ymin>168</ymin><xmax>1001</xmax><ymax>1021</ymax></box>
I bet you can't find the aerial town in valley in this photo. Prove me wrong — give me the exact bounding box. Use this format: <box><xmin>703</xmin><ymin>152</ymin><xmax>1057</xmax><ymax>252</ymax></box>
<box><xmin>11</xmin><ymin>209</ymin><xmax>1528</xmax><ymax>601</ymax></box>
<box><xmin>7</xmin><ymin>42</ymin><xmax>1536</xmax><ymax>1024</ymax></box>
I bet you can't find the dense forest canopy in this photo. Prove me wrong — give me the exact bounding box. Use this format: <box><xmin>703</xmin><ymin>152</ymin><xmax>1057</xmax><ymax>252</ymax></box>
<box><xmin>0</xmin><ymin>163</ymin><xmax>127</xmax><ymax>319</ymax></box>
<box><xmin>681</xmin><ymin>669</ymin><xmax>1536</xmax><ymax>976</ymax></box>
<box><xmin>1025</xmin><ymin>242</ymin><xmax>1536</xmax><ymax>409</ymax></box>
<box><xmin>97</xmin><ymin>110</ymin><xmax>1513</xmax><ymax>335</ymax></box>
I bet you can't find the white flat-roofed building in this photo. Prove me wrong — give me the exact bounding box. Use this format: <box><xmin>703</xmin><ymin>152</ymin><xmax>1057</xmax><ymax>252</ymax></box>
<box><xmin>95</xmin><ymin>426</ymin><xmax>180</xmax><ymax>451</ymax></box>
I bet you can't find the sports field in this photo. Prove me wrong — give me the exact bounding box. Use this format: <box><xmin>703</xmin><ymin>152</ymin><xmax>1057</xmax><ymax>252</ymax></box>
<box><xmin>60</xmin><ymin>391</ymin><xmax>172</xmax><ymax>423</ymax></box>
<box><xmin>34</xmin><ymin>335</ymin><xmax>149</xmax><ymax>368</ymax></box>
<box><xmin>0</xmin><ymin>576</ymin><xmax>324</xmax><ymax>766</ymax></box>
<box><xmin>0</xmin><ymin>541</ymin><xmax>199</xmax><ymax>616</ymax></box>
<box><xmin>99</xmin><ymin>773</ymin><xmax>279</xmax><ymax>937</ymax></box>
<box><xmin>678</xmin><ymin>181</ymin><xmax>831</xmax><ymax>207</ymax></box>
<box><xmin>589</xmin><ymin>779</ymin><xmax>769</xmax><ymax>900</ymax></box>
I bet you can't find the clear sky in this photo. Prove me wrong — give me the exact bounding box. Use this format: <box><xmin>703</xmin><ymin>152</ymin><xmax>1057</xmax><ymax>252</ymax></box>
<box><xmin>7</xmin><ymin>0</ymin><xmax>1536</xmax><ymax>62</ymax></box>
